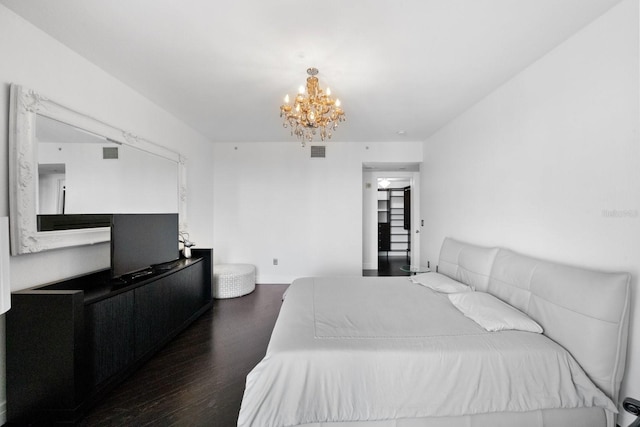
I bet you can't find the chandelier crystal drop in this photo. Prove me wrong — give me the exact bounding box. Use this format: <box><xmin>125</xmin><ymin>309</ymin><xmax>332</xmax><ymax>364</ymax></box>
<box><xmin>280</xmin><ymin>68</ymin><xmax>346</xmax><ymax>146</ymax></box>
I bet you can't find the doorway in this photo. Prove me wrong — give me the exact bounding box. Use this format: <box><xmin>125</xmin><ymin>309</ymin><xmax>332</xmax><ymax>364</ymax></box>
<box><xmin>362</xmin><ymin>163</ymin><xmax>421</xmax><ymax>276</ymax></box>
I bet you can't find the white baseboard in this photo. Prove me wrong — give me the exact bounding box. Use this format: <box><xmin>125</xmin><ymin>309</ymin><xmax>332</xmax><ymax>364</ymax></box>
<box><xmin>255</xmin><ymin>275</ymin><xmax>294</xmax><ymax>285</ymax></box>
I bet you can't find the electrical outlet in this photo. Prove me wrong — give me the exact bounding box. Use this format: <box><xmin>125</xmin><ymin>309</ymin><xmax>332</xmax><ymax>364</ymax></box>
<box><xmin>273</xmin><ymin>258</ymin><xmax>278</xmax><ymax>266</ymax></box>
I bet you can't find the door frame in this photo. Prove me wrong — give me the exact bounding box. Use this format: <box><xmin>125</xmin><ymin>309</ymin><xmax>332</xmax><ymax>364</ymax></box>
<box><xmin>362</xmin><ymin>167</ymin><xmax>420</xmax><ymax>271</ymax></box>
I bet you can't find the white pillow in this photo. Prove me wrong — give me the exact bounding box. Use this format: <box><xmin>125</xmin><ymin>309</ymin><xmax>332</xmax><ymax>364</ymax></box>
<box><xmin>410</xmin><ymin>272</ymin><xmax>472</xmax><ymax>294</ymax></box>
<box><xmin>448</xmin><ymin>291</ymin><xmax>543</xmax><ymax>333</ymax></box>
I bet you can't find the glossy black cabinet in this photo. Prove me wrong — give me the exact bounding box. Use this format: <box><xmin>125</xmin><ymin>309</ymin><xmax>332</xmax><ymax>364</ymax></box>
<box><xmin>133</xmin><ymin>261</ymin><xmax>206</xmax><ymax>359</ymax></box>
<box><xmin>86</xmin><ymin>290</ymin><xmax>135</xmax><ymax>387</ymax></box>
<box><xmin>6</xmin><ymin>250</ymin><xmax>213</xmax><ymax>424</ymax></box>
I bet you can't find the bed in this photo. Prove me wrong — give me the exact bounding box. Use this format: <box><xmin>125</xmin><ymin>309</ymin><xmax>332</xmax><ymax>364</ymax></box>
<box><xmin>238</xmin><ymin>238</ymin><xmax>631</xmax><ymax>427</ymax></box>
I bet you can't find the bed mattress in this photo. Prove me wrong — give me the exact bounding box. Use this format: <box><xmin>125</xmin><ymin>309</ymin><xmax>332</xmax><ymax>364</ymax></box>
<box><xmin>238</xmin><ymin>276</ymin><xmax>615</xmax><ymax>427</ymax></box>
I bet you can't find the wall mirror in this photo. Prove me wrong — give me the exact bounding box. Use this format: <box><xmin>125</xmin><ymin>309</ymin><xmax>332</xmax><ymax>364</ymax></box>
<box><xmin>8</xmin><ymin>84</ymin><xmax>187</xmax><ymax>255</ymax></box>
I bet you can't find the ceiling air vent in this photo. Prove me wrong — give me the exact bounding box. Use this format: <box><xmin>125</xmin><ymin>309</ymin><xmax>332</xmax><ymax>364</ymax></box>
<box><xmin>310</xmin><ymin>146</ymin><xmax>326</xmax><ymax>158</ymax></box>
<box><xmin>103</xmin><ymin>147</ymin><xmax>119</xmax><ymax>159</ymax></box>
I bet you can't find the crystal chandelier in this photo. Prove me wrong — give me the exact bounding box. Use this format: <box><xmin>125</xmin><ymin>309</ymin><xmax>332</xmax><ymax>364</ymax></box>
<box><xmin>280</xmin><ymin>68</ymin><xmax>345</xmax><ymax>146</ymax></box>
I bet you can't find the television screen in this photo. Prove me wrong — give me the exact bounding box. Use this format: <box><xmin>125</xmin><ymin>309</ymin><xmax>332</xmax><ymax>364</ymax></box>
<box><xmin>111</xmin><ymin>213</ymin><xmax>179</xmax><ymax>279</ymax></box>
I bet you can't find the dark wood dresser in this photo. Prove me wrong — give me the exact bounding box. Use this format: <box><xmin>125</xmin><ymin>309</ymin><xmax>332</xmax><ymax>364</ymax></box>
<box><xmin>6</xmin><ymin>249</ymin><xmax>213</xmax><ymax>424</ymax></box>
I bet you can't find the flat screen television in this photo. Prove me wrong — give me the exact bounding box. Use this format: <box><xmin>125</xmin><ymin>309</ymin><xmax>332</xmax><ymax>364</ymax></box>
<box><xmin>110</xmin><ymin>213</ymin><xmax>179</xmax><ymax>280</ymax></box>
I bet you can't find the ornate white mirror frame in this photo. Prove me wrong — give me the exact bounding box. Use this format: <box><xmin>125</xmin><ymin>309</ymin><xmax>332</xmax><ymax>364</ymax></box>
<box><xmin>8</xmin><ymin>84</ymin><xmax>188</xmax><ymax>255</ymax></box>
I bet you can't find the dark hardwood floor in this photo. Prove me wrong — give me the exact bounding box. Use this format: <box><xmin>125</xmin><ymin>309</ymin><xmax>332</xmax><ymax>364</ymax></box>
<box><xmin>78</xmin><ymin>284</ymin><xmax>288</xmax><ymax>427</ymax></box>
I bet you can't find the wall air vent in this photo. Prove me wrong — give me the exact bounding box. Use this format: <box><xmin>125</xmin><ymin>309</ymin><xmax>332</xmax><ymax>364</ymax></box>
<box><xmin>103</xmin><ymin>147</ymin><xmax>119</xmax><ymax>159</ymax></box>
<box><xmin>310</xmin><ymin>146</ymin><xmax>326</xmax><ymax>158</ymax></box>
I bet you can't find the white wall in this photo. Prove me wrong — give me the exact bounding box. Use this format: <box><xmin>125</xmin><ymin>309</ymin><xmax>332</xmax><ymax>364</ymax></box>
<box><xmin>213</xmin><ymin>141</ymin><xmax>422</xmax><ymax>283</ymax></box>
<box><xmin>0</xmin><ymin>6</ymin><xmax>215</xmax><ymax>424</ymax></box>
<box><xmin>420</xmin><ymin>0</ymin><xmax>639</xmax><ymax>423</ymax></box>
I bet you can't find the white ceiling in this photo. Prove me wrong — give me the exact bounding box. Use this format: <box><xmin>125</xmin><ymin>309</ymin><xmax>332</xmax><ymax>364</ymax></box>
<box><xmin>1</xmin><ymin>0</ymin><xmax>622</xmax><ymax>143</ymax></box>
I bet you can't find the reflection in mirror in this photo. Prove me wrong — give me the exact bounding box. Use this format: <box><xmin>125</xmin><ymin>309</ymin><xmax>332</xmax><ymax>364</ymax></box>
<box><xmin>38</xmin><ymin>162</ymin><xmax>66</xmax><ymax>214</ymax></box>
<box><xmin>36</xmin><ymin>115</ymin><xmax>179</xmax><ymax>229</ymax></box>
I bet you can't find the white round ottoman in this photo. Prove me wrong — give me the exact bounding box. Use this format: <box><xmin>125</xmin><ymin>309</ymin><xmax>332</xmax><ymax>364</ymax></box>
<box><xmin>213</xmin><ymin>264</ymin><xmax>256</xmax><ymax>299</ymax></box>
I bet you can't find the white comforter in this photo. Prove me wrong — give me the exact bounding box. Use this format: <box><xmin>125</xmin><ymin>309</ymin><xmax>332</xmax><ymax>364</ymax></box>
<box><xmin>238</xmin><ymin>277</ymin><xmax>615</xmax><ymax>427</ymax></box>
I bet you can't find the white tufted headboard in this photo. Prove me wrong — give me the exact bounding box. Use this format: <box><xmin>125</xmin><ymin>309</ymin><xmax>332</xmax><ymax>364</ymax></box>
<box><xmin>438</xmin><ymin>238</ymin><xmax>498</xmax><ymax>290</ymax></box>
<box><xmin>438</xmin><ymin>238</ymin><xmax>631</xmax><ymax>411</ymax></box>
